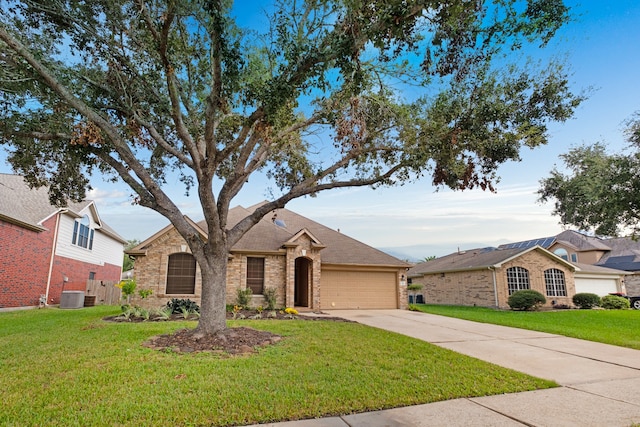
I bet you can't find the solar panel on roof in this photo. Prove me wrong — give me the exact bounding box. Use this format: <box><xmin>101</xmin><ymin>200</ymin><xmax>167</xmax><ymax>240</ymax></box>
<box><xmin>499</xmin><ymin>237</ymin><xmax>555</xmax><ymax>250</ymax></box>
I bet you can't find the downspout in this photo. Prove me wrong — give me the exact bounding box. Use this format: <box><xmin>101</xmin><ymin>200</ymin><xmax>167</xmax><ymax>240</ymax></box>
<box><xmin>489</xmin><ymin>266</ymin><xmax>498</xmax><ymax>308</ymax></box>
<box><xmin>45</xmin><ymin>210</ymin><xmax>64</xmax><ymax>305</ymax></box>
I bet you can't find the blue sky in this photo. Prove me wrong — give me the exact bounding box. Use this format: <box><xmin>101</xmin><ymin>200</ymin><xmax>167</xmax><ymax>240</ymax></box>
<box><xmin>1</xmin><ymin>0</ymin><xmax>639</xmax><ymax>260</ymax></box>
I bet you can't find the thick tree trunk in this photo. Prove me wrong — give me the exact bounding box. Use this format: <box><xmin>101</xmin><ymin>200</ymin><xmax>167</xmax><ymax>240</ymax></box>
<box><xmin>194</xmin><ymin>244</ymin><xmax>229</xmax><ymax>335</ymax></box>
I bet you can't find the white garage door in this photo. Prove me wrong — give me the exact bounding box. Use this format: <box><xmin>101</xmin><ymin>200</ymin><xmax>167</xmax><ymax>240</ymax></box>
<box><xmin>575</xmin><ymin>277</ymin><xmax>619</xmax><ymax>296</ymax></box>
<box><xmin>320</xmin><ymin>270</ymin><xmax>398</xmax><ymax>309</ymax></box>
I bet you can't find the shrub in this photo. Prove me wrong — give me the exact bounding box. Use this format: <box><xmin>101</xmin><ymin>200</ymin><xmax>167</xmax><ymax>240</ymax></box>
<box><xmin>572</xmin><ymin>293</ymin><xmax>601</xmax><ymax>309</ymax></box>
<box><xmin>263</xmin><ymin>288</ymin><xmax>277</xmax><ymax>310</ymax></box>
<box><xmin>508</xmin><ymin>290</ymin><xmax>546</xmax><ymax>311</ymax></box>
<box><xmin>166</xmin><ymin>298</ymin><xmax>200</xmax><ymax>314</ymax></box>
<box><xmin>116</xmin><ymin>279</ymin><xmax>136</xmax><ymax>303</ymax></box>
<box><xmin>600</xmin><ymin>295</ymin><xmax>630</xmax><ymax>310</ymax></box>
<box><xmin>236</xmin><ymin>288</ymin><xmax>253</xmax><ymax>308</ymax></box>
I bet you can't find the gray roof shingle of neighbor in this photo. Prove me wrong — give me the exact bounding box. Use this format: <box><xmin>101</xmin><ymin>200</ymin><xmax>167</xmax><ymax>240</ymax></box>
<box><xmin>596</xmin><ymin>237</ymin><xmax>640</xmax><ymax>271</ymax></box>
<box><xmin>204</xmin><ymin>202</ymin><xmax>410</xmax><ymax>267</ymax></box>
<box><xmin>0</xmin><ymin>173</ymin><xmax>89</xmax><ymax>229</ymax></box>
<box><xmin>409</xmin><ymin>246</ymin><xmax>539</xmax><ymax>275</ymax></box>
<box><xmin>554</xmin><ymin>230</ymin><xmax>612</xmax><ymax>251</ymax></box>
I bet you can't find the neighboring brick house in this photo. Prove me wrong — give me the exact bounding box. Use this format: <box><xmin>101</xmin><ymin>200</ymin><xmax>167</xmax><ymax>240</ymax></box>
<box><xmin>407</xmin><ymin>246</ymin><xmax>577</xmax><ymax>309</ymax></box>
<box><xmin>0</xmin><ymin>174</ymin><xmax>126</xmax><ymax>308</ymax></box>
<box><xmin>128</xmin><ymin>202</ymin><xmax>411</xmax><ymax>310</ymax></box>
<box><xmin>501</xmin><ymin>231</ymin><xmax>634</xmax><ymax>297</ymax></box>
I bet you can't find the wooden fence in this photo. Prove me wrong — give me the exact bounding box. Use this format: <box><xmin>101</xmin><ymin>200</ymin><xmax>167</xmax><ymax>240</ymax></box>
<box><xmin>85</xmin><ymin>280</ymin><xmax>122</xmax><ymax>305</ymax></box>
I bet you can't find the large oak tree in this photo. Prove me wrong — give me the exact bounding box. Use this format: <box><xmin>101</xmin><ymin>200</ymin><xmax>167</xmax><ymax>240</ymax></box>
<box><xmin>0</xmin><ymin>0</ymin><xmax>582</xmax><ymax>335</ymax></box>
<box><xmin>538</xmin><ymin>113</ymin><xmax>640</xmax><ymax>237</ymax></box>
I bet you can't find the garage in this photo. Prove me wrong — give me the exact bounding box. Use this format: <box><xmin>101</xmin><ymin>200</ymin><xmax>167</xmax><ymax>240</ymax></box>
<box><xmin>574</xmin><ymin>265</ymin><xmax>626</xmax><ymax>297</ymax></box>
<box><xmin>575</xmin><ymin>275</ymin><xmax>621</xmax><ymax>296</ymax></box>
<box><xmin>320</xmin><ymin>269</ymin><xmax>398</xmax><ymax>309</ymax></box>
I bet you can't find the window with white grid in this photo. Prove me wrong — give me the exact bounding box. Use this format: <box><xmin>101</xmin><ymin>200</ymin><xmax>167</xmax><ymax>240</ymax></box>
<box><xmin>544</xmin><ymin>268</ymin><xmax>567</xmax><ymax>297</ymax></box>
<box><xmin>506</xmin><ymin>267</ymin><xmax>530</xmax><ymax>295</ymax></box>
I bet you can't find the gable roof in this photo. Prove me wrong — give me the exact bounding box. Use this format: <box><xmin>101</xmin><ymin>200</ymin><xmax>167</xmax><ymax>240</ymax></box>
<box><xmin>500</xmin><ymin>228</ymin><xmax>640</xmax><ymax>272</ymax></box>
<box><xmin>554</xmin><ymin>230</ymin><xmax>612</xmax><ymax>251</ymax></box>
<box><xmin>132</xmin><ymin>202</ymin><xmax>409</xmax><ymax>267</ymax></box>
<box><xmin>0</xmin><ymin>173</ymin><xmax>126</xmax><ymax>242</ymax></box>
<box><xmin>0</xmin><ymin>174</ymin><xmax>90</xmax><ymax>231</ymax></box>
<box><xmin>497</xmin><ymin>230</ymin><xmax>612</xmax><ymax>252</ymax></box>
<box><xmin>128</xmin><ymin>216</ymin><xmax>207</xmax><ymax>256</ymax></box>
<box><xmin>226</xmin><ymin>203</ymin><xmax>409</xmax><ymax>266</ymax></box>
<box><xmin>409</xmin><ymin>245</ymin><xmax>574</xmax><ymax>276</ymax></box>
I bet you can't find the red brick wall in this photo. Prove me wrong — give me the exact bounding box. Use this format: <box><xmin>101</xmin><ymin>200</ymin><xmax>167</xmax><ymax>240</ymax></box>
<box><xmin>0</xmin><ymin>216</ymin><xmax>55</xmax><ymax>308</ymax></box>
<box><xmin>47</xmin><ymin>257</ymin><xmax>122</xmax><ymax>305</ymax></box>
<box><xmin>0</xmin><ymin>215</ymin><xmax>123</xmax><ymax>308</ymax></box>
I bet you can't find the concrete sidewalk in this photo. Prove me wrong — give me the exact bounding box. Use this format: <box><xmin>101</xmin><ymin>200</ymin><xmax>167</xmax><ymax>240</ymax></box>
<box><xmin>244</xmin><ymin>309</ymin><xmax>640</xmax><ymax>427</ymax></box>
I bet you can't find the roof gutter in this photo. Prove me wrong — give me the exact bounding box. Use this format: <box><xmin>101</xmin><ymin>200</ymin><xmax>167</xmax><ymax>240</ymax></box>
<box><xmin>0</xmin><ymin>213</ymin><xmax>46</xmax><ymax>232</ymax></box>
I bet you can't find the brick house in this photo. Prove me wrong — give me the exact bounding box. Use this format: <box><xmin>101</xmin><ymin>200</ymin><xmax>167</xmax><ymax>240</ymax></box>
<box><xmin>500</xmin><ymin>231</ymin><xmax>631</xmax><ymax>297</ymax></box>
<box><xmin>0</xmin><ymin>174</ymin><xmax>126</xmax><ymax>309</ymax></box>
<box><xmin>407</xmin><ymin>246</ymin><xmax>578</xmax><ymax>309</ymax></box>
<box><xmin>128</xmin><ymin>203</ymin><xmax>411</xmax><ymax>310</ymax></box>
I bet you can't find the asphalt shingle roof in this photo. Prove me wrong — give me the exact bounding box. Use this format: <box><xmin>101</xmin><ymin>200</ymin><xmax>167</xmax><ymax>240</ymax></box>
<box><xmin>0</xmin><ymin>173</ymin><xmax>125</xmax><ymax>242</ymax></box>
<box><xmin>408</xmin><ymin>246</ymin><xmax>530</xmax><ymax>276</ymax></box>
<box><xmin>0</xmin><ymin>174</ymin><xmax>90</xmax><ymax>229</ymax></box>
<box><xmin>195</xmin><ymin>202</ymin><xmax>410</xmax><ymax>267</ymax></box>
<box><xmin>554</xmin><ymin>230</ymin><xmax>612</xmax><ymax>251</ymax></box>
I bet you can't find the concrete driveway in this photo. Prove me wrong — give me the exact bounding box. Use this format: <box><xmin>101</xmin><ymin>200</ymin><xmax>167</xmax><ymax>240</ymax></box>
<box><xmin>323</xmin><ymin>309</ymin><xmax>640</xmax><ymax>426</ymax></box>
<box><xmin>324</xmin><ymin>309</ymin><xmax>640</xmax><ymax>386</ymax></box>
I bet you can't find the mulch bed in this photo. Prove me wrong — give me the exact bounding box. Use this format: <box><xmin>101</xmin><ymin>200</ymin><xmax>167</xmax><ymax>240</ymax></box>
<box><xmin>103</xmin><ymin>309</ymin><xmax>351</xmax><ymax>355</ymax></box>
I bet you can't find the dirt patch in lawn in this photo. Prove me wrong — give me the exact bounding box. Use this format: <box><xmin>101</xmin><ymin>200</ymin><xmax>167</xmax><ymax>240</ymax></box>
<box><xmin>143</xmin><ymin>326</ymin><xmax>283</xmax><ymax>355</ymax></box>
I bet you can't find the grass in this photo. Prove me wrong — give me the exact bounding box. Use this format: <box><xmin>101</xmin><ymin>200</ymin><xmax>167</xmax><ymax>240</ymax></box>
<box><xmin>0</xmin><ymin>306</ymin><xmax>556</xmax><ymax>426</ymax></box>
<box><xmin>412</xmin><ymin>304</ymin><xmax>640</xmax><ymax>350</ymax></box>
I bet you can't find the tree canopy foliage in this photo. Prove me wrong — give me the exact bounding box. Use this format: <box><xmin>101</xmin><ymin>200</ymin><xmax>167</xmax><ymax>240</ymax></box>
<box><xmin>0</xmin><ymin>0</ymin><xmax>582</xmax><ymax>334</ymax></box>
<box><xmin>538</xmin><ymin>112</ymin><xmax>640</xmax><ymax>237</ymax></box>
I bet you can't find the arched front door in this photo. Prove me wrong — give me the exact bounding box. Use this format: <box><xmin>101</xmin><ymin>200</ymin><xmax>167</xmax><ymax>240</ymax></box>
<box><xmin>294</xmin><ymin>257</ymin><xmax>311</xmax><ymax>307</ymax></box>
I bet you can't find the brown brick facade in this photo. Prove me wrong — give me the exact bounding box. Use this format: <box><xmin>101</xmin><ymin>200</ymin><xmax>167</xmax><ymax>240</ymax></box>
<box><xmin>413</xmin><ymin>250</ymin><xmax>575</xmax><ymax>309</ymax></box>
<box><xmin>131</xmin><ymin>225</ymin><xmax>406</xmax><ymax>311</ymax></box>
<box><xmin>131</xmin><ymin>228</ymin><xmax>324</xmax><ymax>310</ymax></box>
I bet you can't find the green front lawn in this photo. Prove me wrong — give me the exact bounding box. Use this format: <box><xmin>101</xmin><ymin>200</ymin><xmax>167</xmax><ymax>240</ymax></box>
<box><xmin>412</xmin><ymin>304</ymin><xmax>640</xmax><ymax>350</ymax></box>
<box><xmin>0</xmin><ymin>306</ymin><xmax>555</xmax><ymax>426</ymax></box>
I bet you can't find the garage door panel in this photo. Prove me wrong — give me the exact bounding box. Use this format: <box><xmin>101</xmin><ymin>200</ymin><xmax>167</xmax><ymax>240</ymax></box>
<box><xmin>321</xmin><ymin>270</ymin><xmax>397</xmax><ymax>309</ymax></box>
<box><xmin>575</xmin><ymin>278</ymin><xmax>618</xmax><ymax>296</ymax></box>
